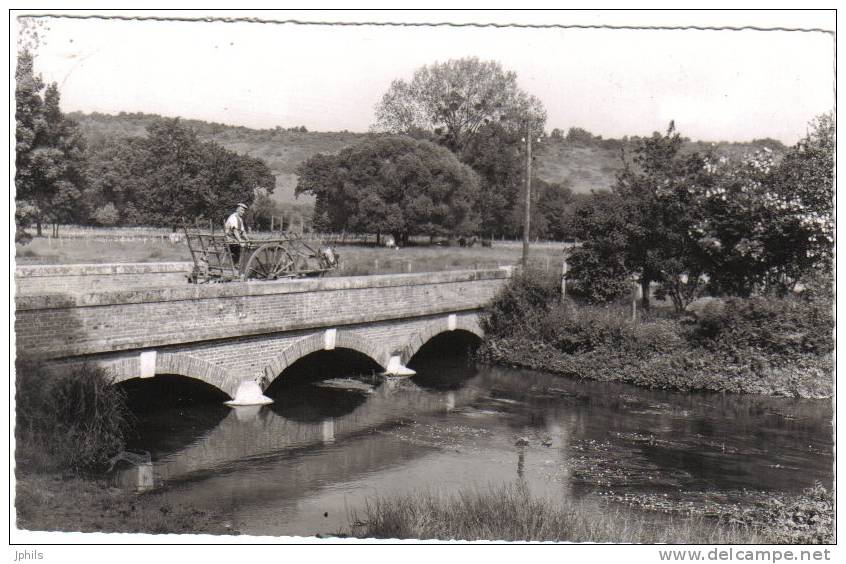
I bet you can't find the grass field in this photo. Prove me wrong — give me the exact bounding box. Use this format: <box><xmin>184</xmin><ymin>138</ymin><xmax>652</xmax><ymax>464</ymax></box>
<box><xmin>347</xmin><ymin>483</ymin><xmax>770</xmax><ymax>543</ymax></box>
<box><xmin>15</xmin><ymin>233</ymin><xmax>569</xmax><ymax>277</ymax></box>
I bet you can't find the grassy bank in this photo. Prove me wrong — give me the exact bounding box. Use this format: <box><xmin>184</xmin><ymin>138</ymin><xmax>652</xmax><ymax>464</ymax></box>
<box><xmin>347</xmin><ymin>483</ymin><xmax>777</xmax><ymax>543</ymax></box>
<box><xmin>14</xmin><ymin>360</ymin><xmax>231</xmax><ymax>535</ymax></box>
<box><xmin>15</xmin><ymin>473</ymin><xmax>233</xmax><ymax>535</ymax></box>
<box><xmin>480</xmin><ymin>271</ymin><xmax>833</xmax><ymax>398</ymax></box>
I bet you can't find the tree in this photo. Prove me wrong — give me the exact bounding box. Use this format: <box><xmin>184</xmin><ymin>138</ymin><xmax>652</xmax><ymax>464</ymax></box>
<box><xmin>460</xmin><ymin>122</ymin><xmax>524</xmax><ymax>238</ymax></box>
<box><xmin>247</xmin><ymin>188</ymin><xmax>283</xmax><ymax>231</ymax></box>
<box><xmin>372</xmin><ymin>57</ymin><xmax>546</xmax><ymax>153</ymax></box>
<box><xmin>15</xmin><ymin>51</ymin><xmax>88</xmax><ymax>236</ymax></box>
<box><xmin>566</xmin><ymin>191</ymin><xmax>632</xmax><ymax>303</ymax></box>
<box><xmin>613</xmin><ymin>122</ymin><xmax>711</xmax><ymax>311</ymax></box>
<box><xmin>534</xmin><ymin>179</ymin><xmax>577</xmax><ymax>240</ymax></box>
<box><xmin>693</xmin><ymin>113</ymin><xmax>834</xmax><ymax>295</ymax></box>
<box><xmin>567</xmin><ymin>123</ymin><xmax>709</xmax><ymax>311</ymax></box>
<box><xmin>84</xmin><ymin>119</ymin><xmax>275</xmax><ymax>227</ymax></box>
<box><xmin>565</xmin><ymin>127</ymin><xmax>600</xmax><ymax>145</ymax></box>
<box><xmin>296</xmin><ymin>136</ymin><xmax>481</xmax><ymax>243</ymax></box>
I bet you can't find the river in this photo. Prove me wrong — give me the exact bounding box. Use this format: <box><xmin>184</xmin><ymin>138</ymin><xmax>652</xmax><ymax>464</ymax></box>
<box><xmin>116</xmin><ymin>346</ymin><xmax>833</xmax><ymax>538</ymax></box>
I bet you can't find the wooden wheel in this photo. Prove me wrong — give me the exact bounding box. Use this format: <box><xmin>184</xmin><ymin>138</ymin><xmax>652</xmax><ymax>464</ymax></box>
<box><xmin>243</xmin><ymin>243</ymin><xmax>295</xmax><ymax>280</ymax></box>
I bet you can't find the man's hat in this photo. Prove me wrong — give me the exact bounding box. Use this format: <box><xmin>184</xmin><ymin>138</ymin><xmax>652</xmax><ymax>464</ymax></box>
<box><xmin>236</xmin><ymin>203</ymin><xmax>248</xmax><ymax>210</ymax></box>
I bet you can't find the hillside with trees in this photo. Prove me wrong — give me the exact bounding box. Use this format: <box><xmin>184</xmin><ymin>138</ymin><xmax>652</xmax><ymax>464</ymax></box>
<box><xmin>68</xmin><ymin>111</ymin><xmax>785</xmax><ymax>202</ymax></box>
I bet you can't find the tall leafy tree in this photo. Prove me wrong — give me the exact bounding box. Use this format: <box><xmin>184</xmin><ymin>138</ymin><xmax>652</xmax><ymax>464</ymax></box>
<box><xmin>568</xmin><ymin>123</ymin><xmax>710</xmax><ymax>311</ymax></box>
<box><xmin>296</xmin><ymin>136</ymin><xmax>481</xmax><ymax>243</ymax></box>
<box><xmin>460</xmin><ymin>122</ymin><xmax>524</xmax><ymax>238</ymax></box>
<box><xmin>372</xmin><ymin>57</ymin><xmax>546</xmax><ymax>154</ymax></box>
<box><xmin>15</xmin><ymin>51</ymin><xmax>88</xmax><ymax>236</ymax></box>
<box><xmin>613</xmin><ymin>122</ymin><xmax>711</xmax><ymax>310</ymax></box>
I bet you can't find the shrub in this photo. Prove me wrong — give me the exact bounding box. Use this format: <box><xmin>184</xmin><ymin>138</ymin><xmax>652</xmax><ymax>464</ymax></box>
<box><xmin>91</xmin><ymin>203</ymin><xmax>120</xmax><ymax>226</ymax></box>
<box><xmin>689</xmin><ymin>296</ymin><xmax>833</xmax><ymax>357</ymax></box>
<box><xmin>15</xmin><ymin>360</ymin><xmax>131</xmax><ymax>472</ymax></box>
<box><xmin>482</xmin><ymin>268</ymin><xmax>560</xmax><ymax>337</ymax></box>
<box><xmin>565</xmin><ymin>246</ymin><xmax>631</xmax><ymax>304</ymax></box>
<box><xmin>535</xmin><ymin>302</ymin><xmax>684</xmax><ymax>357</ymax></box>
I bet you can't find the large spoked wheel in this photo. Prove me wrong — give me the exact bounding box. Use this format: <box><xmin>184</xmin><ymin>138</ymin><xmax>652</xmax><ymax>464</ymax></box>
<box><xmin>243</xmin><ymin>243</ymin><xmax>295</xmax><ymax>280</ymax></box>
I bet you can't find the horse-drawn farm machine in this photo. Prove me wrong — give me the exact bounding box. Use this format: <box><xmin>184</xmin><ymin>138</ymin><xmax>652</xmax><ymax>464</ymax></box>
<box><xmin>182</xmin><ymin>220</ymin><xmax>339</xmax><ymax>283</ymax></box>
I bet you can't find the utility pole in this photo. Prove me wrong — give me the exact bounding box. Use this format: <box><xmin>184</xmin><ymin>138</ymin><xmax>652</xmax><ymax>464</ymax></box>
<box><xmin>522</xmin><ymin>124</ymin><xmax>533</xmax><ymax>269</ymax></box>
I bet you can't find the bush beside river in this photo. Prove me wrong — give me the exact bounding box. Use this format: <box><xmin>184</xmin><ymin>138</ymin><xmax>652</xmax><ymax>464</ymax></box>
<box><xmin>14</xmin><ymin>360</ymin><xmax>232</xmax><ymax>535</ymax></box>
<box><xmin>480</xmin><ymin>271</ymin><xmax>833</xmax><ymax>399</ymax></box>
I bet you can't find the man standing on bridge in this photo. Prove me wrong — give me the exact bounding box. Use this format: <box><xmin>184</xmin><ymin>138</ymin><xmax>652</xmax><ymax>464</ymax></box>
<box><xmin>225</xmin><ymin>203</ymin><xmax>249</xmax><ymax>267</ymax></box>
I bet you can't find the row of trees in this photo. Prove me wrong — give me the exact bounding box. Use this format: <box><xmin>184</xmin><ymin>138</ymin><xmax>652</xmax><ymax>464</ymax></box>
<box><xmin>567</xmin><ymin>116</ymin><xmax>834</xmax><ymax>306</ymax></box>
<box><xmin>15</xmin><ymin>51</ymin><xmax>275</xmax><ymax>236</ymax></box>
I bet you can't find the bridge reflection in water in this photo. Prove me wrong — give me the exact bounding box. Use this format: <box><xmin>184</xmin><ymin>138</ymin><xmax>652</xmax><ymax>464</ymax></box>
<box><xmin>113</xmin><ymin>353</ymin><xmax>834</xmax><ymax>538</ymax></box>
<box><xmin>119</xmin><ymin>370</ymin><xmax>484</xmax><ymax>489</ymax></box>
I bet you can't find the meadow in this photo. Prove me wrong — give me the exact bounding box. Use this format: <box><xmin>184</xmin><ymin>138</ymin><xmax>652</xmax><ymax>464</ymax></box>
<box><xmin>14</xmin><ymin>228</ymin><xmax>570</xmax><ymax>277</ymax></box>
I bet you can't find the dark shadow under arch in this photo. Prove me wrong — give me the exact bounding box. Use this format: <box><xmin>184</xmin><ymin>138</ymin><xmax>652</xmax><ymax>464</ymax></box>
<box><xmin>118</xmin><ymin>374</ymin><xmax>231</xmax><ymax>412</ymax></box>
<box><xmin>408</xmin><ymin>330</ymin><xmax>482</xmax><ymax>392</ymax></box>
<box><xmin>264</xmin><ymin>347</ymin><xmax>383</xmax><ymax>394</ymax></box>
<box><xmin>117</xmin><ymin>375</ymin><xmax>231</xmax><ymax>454</ymax></box>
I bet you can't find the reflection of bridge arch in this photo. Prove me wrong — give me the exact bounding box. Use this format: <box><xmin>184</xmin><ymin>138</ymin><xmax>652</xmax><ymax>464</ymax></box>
<box><xmin>108</xmin><ymin>352</ymin><xmax>239</xmax><ymax>398</ymax></box>
<box><xmin>263</xmin><ymin>331</ymin><xmax>386</xmax><ymax>387</ymax></box>
<box><xmin>400</xmin><ymin>315</ymin><xmax>483</xmax><ymax>364</ymax></box>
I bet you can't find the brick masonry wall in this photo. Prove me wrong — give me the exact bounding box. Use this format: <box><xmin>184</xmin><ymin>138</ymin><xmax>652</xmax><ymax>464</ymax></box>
<box><xmin>16</xmin><ymin>267</ymin><xmax>510</xmax><ymax>397</ymax></box>
<box><xmin>15</xmin><ymin>262</ymin><xmax>192</xmax><ymax>294</ymax></box>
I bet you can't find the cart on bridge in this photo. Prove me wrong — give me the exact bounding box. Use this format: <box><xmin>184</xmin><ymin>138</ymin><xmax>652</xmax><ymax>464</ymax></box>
<box><xmin>182</xmin><ymin>219</ymin><xmax>339</xmax><ymax>283</ymax></box>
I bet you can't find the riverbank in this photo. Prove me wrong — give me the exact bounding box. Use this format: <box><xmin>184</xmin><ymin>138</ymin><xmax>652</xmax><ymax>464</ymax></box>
<box><xmin>481</xmin><ymin>338</ymin><xmax>833</xmax><ymax>398</ymax></box>
<box><xmin>480</xmin><ymin>272</ymin><xmax>833</xmax><ymax>399</ymax></box>
<box><xmin>346</xmin><ymin>482</ymin><xmax>833</xmax><ymax>543</ymax></box>
<box><xmin>15</xmin><ymin>473</ymin><xmax>234</xmax><ymax>535</ymax></box>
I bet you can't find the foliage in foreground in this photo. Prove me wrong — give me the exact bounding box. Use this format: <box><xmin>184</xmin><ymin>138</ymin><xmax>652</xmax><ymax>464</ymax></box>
<box><xmin>481</xmin><ymin>270</ymin><xmax>833</xmax><ymax>398</ymax></box>
<box><xmin>15</xmin><ymin>360</ymin><xmax>131</xmax><ymax>472</ymax></box>
<box><xmin>348</xmin><ymin>482</ymin><xmax>765</xmax><ymax>543</ymax></box>
<box><xmin>567</xmin><ymin>115</ymin><xmax>833</xmax><ymax>306</ymax></box>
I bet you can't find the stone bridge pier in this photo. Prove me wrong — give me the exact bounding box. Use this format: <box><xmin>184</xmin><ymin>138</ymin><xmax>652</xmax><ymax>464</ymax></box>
<box><xmin>15</xmin><ymin>266</ymin><xmax>513</xmax><ymax>402</ymax></box>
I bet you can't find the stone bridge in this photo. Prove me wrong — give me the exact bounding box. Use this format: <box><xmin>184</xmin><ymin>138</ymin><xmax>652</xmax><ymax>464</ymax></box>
<box><xmin>14</xmin><ymin>264</ymin><xmax>513</xmax><ymax>401</ymax></box>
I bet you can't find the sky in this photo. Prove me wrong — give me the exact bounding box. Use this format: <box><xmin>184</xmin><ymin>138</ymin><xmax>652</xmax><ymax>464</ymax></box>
<box><xmin>15</xmin><ymin>10</ymin><xmax>836</xmax><ymax>145</ymax></box>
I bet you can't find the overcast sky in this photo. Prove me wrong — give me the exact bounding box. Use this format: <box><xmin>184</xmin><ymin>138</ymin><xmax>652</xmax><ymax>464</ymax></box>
<box><xmin>18</xmin><ymin>11</ymin><xmax>835</xmax><ymax>145</ymax></box>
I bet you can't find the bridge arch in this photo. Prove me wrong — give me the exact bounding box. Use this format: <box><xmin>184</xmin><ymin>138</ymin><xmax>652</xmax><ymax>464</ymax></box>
<box><xmin>262</xmin><ymin>330</ymin><xmax>386</xmax><ymax>387</ymax></box>
<box><xmin>400</xmin><ymin>314</ymin><xmax>484</xmax><ymax>364</ymax></box>
<box><xmin>106</xmin><ymin>352</ymin><xmax>239</xmax><ymax>398</ymax></box>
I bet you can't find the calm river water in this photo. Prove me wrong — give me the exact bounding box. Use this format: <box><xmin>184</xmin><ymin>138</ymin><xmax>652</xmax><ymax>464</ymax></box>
<box><xmin>118</xmin><ymin>349</ymin><xmax>833</xmax><ymax>538</ymax></box>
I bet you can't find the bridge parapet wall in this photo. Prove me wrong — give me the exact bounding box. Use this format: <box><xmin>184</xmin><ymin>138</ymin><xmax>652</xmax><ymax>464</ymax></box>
<box><xmin>15</xmin><ymin>268</ymin><xmax>511</xmax><ymax>363</ymax></box>
<box><xmin>15</xmin><ymin>262</ymin><xmax>192</xmax><ymax>295</ymax></box>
